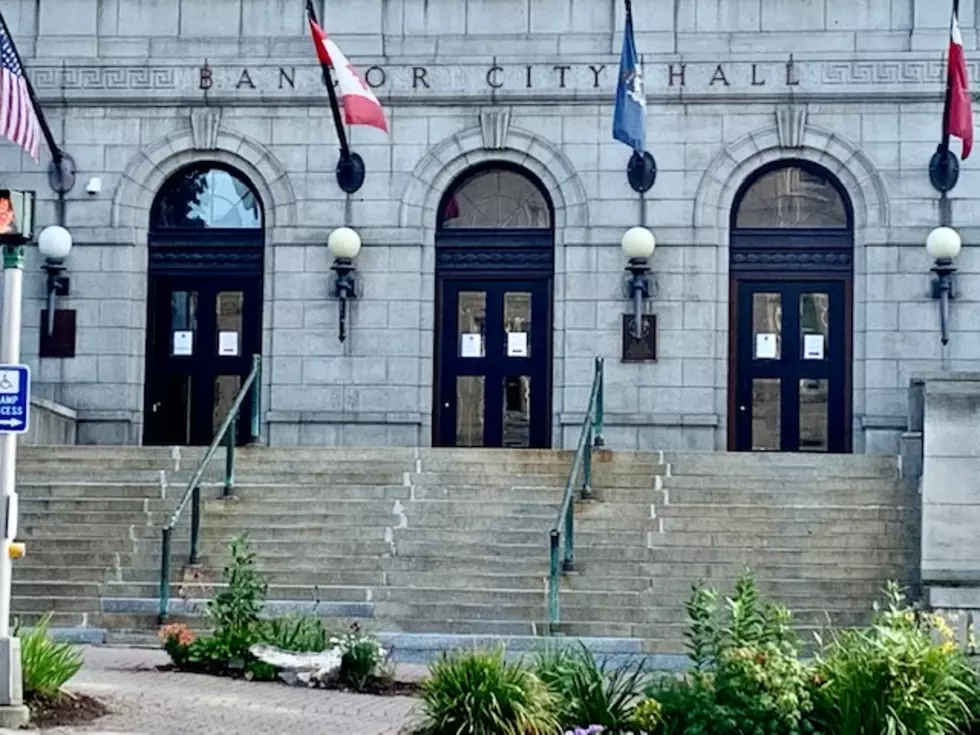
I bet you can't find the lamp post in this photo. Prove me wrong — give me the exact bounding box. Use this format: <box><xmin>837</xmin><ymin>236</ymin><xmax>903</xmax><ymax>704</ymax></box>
<box><xmin>621</xmin><ymin>227</ymin><xmax>656</xmax><ymax>339</ymax></box>
<box><xmin>327</xmin><ymin>227</ymin><xmax>362</xmax><ymax>343</ymax></box>
<box><xmin>37</xmin><ymin>226</ymin><xmax>72</xmax><ymax>338</ymax></box>
<box><xmin>0</xmin><ymin>192</ymin><xmax>34</xmax><ymax>727</ymax></box>
<box><xmin>925</xmin><ymin>226</ymin><xmax>962</xmax><ymax>347</ymax></box>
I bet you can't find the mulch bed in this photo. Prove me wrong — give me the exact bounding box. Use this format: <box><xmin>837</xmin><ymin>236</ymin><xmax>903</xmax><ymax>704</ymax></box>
<box><xmin>27</xmin><ymin>691</ymin><xmax>108</xmax><ymax>729</ymax></box>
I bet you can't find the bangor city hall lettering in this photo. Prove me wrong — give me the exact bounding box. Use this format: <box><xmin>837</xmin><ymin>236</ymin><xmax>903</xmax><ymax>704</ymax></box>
<box><xmin>198</xmin><ymin>59</ymin><xmax>804</xmax><ymax>93</ymax></box>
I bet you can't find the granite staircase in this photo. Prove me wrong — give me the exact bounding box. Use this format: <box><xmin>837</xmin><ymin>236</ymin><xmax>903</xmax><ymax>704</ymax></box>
<box><xmin>562</xmin><ymin>451</ymin><xmax>917</xmax><ymax>652</ymax></box>
<box><xmin>11</xmin><ymin>446</ymin><xmax>916</xmax><ymax>656</ymax></box>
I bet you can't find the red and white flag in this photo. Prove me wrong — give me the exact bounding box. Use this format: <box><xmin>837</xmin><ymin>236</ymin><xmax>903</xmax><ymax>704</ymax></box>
<box><xmin>308</xmin><ymin>19</ymin><xmax>388</xmax><ymax>134</ymax></box>
<box><xmin>946</xmin><ymin>8</ymin><xmax>974</xmax><ymax>159</ymax></box>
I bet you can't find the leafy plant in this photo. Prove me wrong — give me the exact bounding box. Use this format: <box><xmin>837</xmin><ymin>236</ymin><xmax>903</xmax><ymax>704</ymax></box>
<box><xmin>418</xmin><ymin>646</ymin><xmax>560</xmax><ymax>735</ymax></box>
<box><xmin>629</xmin><ymin>697</ymin><xmax>664</xmax><ymax>733</ymax></box>
<box><xmin>15</xmin><ymin>613</ymin><xmax>83</xmax><ymax>699</ymax></box>
<box><xmin>650</xmin><ymin>570</ymin><xmax>817</xmax><ymax>735</ymax></box>
<box><xmin>811</xmin><ymin>581</ymin><xmax>979</xmax><ymax>735</ymax></box>
<box><xmin>260</xmin><ymin>614</ymin><xmax>327</xmax><ymax>653</ymax></box>
<box><xmin>534</xmin><ymin>644</ymin><xmax>649</xmax><ymax>731</ymax></box>
<box><xmin>330</xmin><ymin>622</ymin><xmax>391</xmax><ymax>692</ymax></box>
<box><xmin>207</xmin><ymin>534</ymin><xmax>267</xmax><ymax>656</ymax></box>
<box><xmin>158</xmin><ymin>623</ymin><xmax>196</xmax><ymax>668</ymax></box>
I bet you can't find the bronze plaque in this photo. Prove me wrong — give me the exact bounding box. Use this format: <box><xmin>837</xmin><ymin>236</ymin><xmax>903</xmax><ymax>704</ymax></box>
<box><xmin>621</xmin><ymin>314</ymin><xmax>657</xmax><ymax>363</ymax></box>
<box><xmin>39</xmin><ymin>309</ymin><xmax>77</xmax><ymax>359</ymax></box>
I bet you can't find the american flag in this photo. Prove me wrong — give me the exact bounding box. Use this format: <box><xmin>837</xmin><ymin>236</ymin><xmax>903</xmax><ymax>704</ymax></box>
<box><xmin>0</xmin><ymin>24</ymin><xmax>39</xmax><ymax>160</ymax></box>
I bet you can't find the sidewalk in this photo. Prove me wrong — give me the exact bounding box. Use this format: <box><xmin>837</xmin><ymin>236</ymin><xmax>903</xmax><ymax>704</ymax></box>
<box><xmin>4</xmin><ymin>646</ymin><xmax>420</xmax><ymax>734</ymax></box>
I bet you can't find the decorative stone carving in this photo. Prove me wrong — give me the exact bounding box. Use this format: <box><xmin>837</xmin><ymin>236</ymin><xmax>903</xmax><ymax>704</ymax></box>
<box><xmin>775</xmin><ymin>105</ymin><xmax>808</xmax><ymax>149</ymax></box>
<box><xmin>190</xmin><ymin>107</ymin><xmax>222</xmax><ymax>150</ymax></box>
<box><xmin>480</xmin><ymin>108</ymin><xmax>511</xmax><ymax>149</ymax></box>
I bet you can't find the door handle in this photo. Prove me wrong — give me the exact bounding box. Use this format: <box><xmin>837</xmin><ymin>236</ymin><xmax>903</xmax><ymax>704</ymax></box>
<box><xmin>151</xmin><ymin>401</ymin><xmax>162</xmax><ymax>413</ymax></box>
<box><xmin>443</xmin><ymin>402</ymin><xmax>450</xmax><ymax>408</ymax></box>
<box><xmin>738</xmin><ymin>404</ymin><xmax>747</xmax><ymax>413</ymax></box>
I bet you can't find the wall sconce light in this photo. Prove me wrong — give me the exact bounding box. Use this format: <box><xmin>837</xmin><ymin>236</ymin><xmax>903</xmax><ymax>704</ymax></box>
<box><xmin>621</xmin><ymin>227</ymin><xmax>656</xmax><ymax>339</ymax></box>
<box><xmin>327</xmin><ymin>226</ymin><xmax>361</xmax><ymax>343</ymax></box>
<box><xmin>925</xmin><ymin>226</ymin><xmax>962</xmax><ymax>347</ymax></box>
<box><xmin>37</xmin><ymin>225</ymin><xmax>73</xmax><ymax>337</ymax></box>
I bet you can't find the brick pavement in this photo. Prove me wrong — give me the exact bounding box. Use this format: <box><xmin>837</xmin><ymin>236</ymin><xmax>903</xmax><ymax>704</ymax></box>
<box><xmin>7</xmin><ymin>646</ymin><xmax>420</xmax><ymax>734</ymax></box>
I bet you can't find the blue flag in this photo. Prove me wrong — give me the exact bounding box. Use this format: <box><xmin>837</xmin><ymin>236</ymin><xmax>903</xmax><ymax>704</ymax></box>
<box><xmin>613</xmin><ymin>11</ymin><xmax>646</xmax><ymax>152</ymax></box>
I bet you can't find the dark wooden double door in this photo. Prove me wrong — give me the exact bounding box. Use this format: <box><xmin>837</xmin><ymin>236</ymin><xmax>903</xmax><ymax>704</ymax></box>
<box><xmin>732</xmin><ymin>278</ymin><xmax>850</xmax><ymax>453</ymax></box>
<box><xmin>143</xmin><ymin>275</ymin><xmax>261</xmax><ymax>446</ymax></box>
<box><xmin>435</xmin><ymin>278</ymin><xmax>552</xmax><ymax>448</ymax></box>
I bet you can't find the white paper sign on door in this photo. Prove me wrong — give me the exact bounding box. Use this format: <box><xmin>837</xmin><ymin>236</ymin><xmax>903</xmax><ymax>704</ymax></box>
<box><xmin>803</xmin><ymin>334</ymin><xmax>825</xmax><ymax>360</ymax></box>
<box><xmin>755</xmin><ymin>333</ymin><xmax>778</xmax><ymax>359</ymax></box>
<box><xmin>507</xmin><ymin>332</ymin><xmax>529</xmax><ymax>357</ymax></box>
<box><xmin>172</xmin><ymin>330</ymin><xmax>193</xmax><ymax>356</ymax></box>
<box><xmin>461</xmin><ymin>333</ymin><xmax>483</xmax><ymax>358</ymax></box>
<box><xmin>218</xmin><ymin>331</ymin><xmax>240</xmax><ymax>357</ymax></box>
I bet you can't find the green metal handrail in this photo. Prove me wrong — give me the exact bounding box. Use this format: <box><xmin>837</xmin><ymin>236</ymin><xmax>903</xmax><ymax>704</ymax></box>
<box><xmin>548</xmin><ymin>356</ymin><xmax>604</xmax><ymax>631</ymax></box>
<box><xmin>157</xmin><ymin>354</ymin><xmax>262</xmax><ymax>624</ymax></box>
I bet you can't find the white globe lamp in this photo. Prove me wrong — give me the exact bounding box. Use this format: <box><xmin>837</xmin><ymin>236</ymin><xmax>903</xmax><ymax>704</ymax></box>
<box><xmin>37</xmin><ymin>225</ymin><xmax>73</xmax><ymax>260</ymax></box>
<box><xmin>926</xmin><ymin>226</ymin><xmax>962</xmax><ymax>261</ymax></box>
<box><xmin>327</xmin><ymin>227</ymin><xmax>362</xmax><ymax>260</ymax></box>
<box><xmin>621</xmin><ymin>226</ymin><xmax>656</xmax><ymax>260</ymax></box>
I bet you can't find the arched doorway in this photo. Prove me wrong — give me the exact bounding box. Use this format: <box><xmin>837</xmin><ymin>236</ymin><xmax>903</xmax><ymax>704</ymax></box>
<box><xmin>433</xmin><ymin>165</ymin><xmax>555</xmax><ymax>448</ymax></box>
<box><xmin>729</xmin><ymin>161</ymin><xmax>854</xmax><ymax>453</ymax></box>
<box><xmin>142</xmin><ymin>164</ymin><xmax>264</xmax><ymax>446</ymax></box>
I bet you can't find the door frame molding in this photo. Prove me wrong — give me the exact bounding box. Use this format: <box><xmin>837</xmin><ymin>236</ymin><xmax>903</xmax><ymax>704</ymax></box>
<box><xmin>431</xmin><ymin>163</ymin><xmax>557</xmax><ymax>448</ymax></box>
<box><xmin>727</xmin><ymin>160</ymin><xmax>855</xmax><ymax>453</ymax></box>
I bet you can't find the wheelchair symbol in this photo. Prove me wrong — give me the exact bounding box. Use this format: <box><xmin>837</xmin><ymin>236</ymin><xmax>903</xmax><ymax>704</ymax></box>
<box><xmin>0</xmin><ymin>371</ymin><xmax>19</xmax><ymax>394</ymax></box>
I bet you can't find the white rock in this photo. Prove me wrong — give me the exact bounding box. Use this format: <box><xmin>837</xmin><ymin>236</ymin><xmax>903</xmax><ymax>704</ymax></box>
<box><xmin>249</xmin><ymin>644</ymin><xmax>344</xmax><ymax>688</ymax></box>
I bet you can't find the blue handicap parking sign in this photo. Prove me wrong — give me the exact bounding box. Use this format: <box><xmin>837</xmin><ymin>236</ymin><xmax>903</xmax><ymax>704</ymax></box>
<box><xmin>0</xmin><ymin>365</ymin><xmax>30</xmax><ymax>434</ymax></box>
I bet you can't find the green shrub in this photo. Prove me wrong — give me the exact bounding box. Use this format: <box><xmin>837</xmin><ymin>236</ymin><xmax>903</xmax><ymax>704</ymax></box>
<box><xmin>15</xmin><ymin>613</ymin><xmax>83</xmax><ymax>699</ymax></box>
<box><xmin>260</xmin><ymin>614</ymin><xmax>327</xmax><ymax>653</ymax></box>
<box><xmin>533</xmin><ymin>643</ymin><xmax>649</xmax><ymax>731</ymax></box>
<box><xmin>329</xmin><ymin>622</ymin><xmax>390</xmax><ymax>691</ymax></box>
<box><xmin>811</xmin><ymin>582</ymin><xmax>979</xmax><ymax>735</ymax></box>
<box><xmin>629</xmin><ymin>697</ymin><xmax>664</xmax><ymax>733</ymax></box>
<box><xmin>206</xmin><ymin>534</ymin><xmax>267</xmax><ymax>661</ymax></box>
<box><xmin>418</xmin><ymin>646</ymin><xmax>560</xmax><ymax>735</ymax></box>
<box><xmin>650</xmin><ymin>570</ymin><xmax>817</xmax><ymax>735</ymax></box>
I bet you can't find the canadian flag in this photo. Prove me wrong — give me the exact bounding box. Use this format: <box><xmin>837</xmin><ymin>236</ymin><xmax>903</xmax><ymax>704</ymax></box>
<box><xmin>308</xmin><ymin>19</ymin><xmax>388</xmax><ymax>134</ymax></box>
<box><xmin>946</xmin><ymin>10</ymin><xmax>974</xmax><ymax>159</ymax></box>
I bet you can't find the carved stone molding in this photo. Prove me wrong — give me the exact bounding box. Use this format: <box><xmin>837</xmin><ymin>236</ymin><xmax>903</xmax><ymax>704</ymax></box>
<box><xmin>775</xmin><ymin>105</ymin><xmax>808</xmax><ymax>149</ymax></box>
<box><xmin>190</xmin><ymin>107</ymin><xmax>222</xmax><ymax>150</ymax></box>
<box><xmin>479</xmin><ymin>108</ymin><xmax>511</xmax><ymax>149</ymax></box>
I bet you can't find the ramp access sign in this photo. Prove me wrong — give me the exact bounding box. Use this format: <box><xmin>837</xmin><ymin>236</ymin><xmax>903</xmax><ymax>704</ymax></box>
<box><xmin>0</xmin><ymin>365</ymin><xmax>30</xmax><ymax>434</ymax></box>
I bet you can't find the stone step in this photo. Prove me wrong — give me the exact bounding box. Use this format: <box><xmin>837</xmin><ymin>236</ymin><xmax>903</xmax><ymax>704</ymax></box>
<box><xmin>204</xmin><ymin>498</ymin><xmax>560</xmax><ymax>515</ymax></box>
<box><xmin>202</xmin><ymin>508</ymin><xmax>558</xmax><ymax>527</ymax></box>
<box><xmin>11</xmin><ymin>596</ymin><xmax>101</xmax><ymax>613</ymax></box>
<box><xmin>596</xmin><ymin>561</ymin><xmax>909</xmax><ymax>582</ymax></box>
<box><xmin>7</xmin><ymin>611</ymin><xmax>97</xmax><ymax>628</ymax></box>
<box><xmin>658</xmin><ymin>476</ymin><xmax>903</xmax><ymax>492</ymax></box>
<box><xmin>649</xmin><ymin>503</ymin><xmax>910</xmax><ymax>521</ymax></box>
<box><xmin>19</xmin><ymin>498</ymin><xmax>170</xmax><ymax>512</ymax></box>
<box><xmin>104</xmin><ymin>581</ymin><xmax>372</xmax><ymax>602</ymax></box>
<box><xmin>19</xmin><ymin>511</ymin><xmax>168</xmax><ymax>526</ymax></box>
<box><xmin>646</xmin><ymin>530</ymin><xmax>908</xmax><ymax>550</ymax></box>
<box><xmin>641</xmin><ymin>546</ymin><xmax>914</xmax><ymax>566</ymax></box>
<box><xmin>662</xmin><ymin>451</ymin><xmax>899</xmax><ymax>473</ymax></box>
<box><xmin>12</xmin><ymin>581</ymin><xmax>104</xmax><ymax>597</ymax></box>
<box><xmin>653</xmin><ymin>518</ymin><xmax>912</xmax><ymax>536</ymax></box>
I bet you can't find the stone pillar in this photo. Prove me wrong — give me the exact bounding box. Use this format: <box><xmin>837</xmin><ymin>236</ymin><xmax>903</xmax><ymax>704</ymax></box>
<box><xmin>919</xmin><ymin>372</ymin><xmax>980</xmax><ymax>651</ymax></box>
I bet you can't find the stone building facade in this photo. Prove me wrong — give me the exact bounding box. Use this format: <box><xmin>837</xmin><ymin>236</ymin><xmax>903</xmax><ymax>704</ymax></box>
<box><xmin>0</xmin><ymin>0</ymin><xmax>976</xmax><ymax>453</ymax></box>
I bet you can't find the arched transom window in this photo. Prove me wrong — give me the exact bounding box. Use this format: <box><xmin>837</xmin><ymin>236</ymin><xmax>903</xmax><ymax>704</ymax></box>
<box><xmin>151</xmin><ymin>165</ymin><xmax>263</xmax><ymax>230</ymax></box>
<box><xmin>439</xmin><ymin>169</ymin><xmax>552</xmax><ymax>230</ymax></box>
<box><xmin>734</xmin><ymin>165</ymin><xmax>849</xmax><ymax>230</ymax></box>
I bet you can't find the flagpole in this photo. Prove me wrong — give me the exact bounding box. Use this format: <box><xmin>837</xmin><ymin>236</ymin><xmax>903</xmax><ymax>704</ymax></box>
<box><xmin>929</xmin><ymin>0</ymin><xmax>961</xmax><ymax>215</ymax></box>
<box><xmin>305</xmin><ymin>0</ymin><xmax>365</xmax><ymax>193</ymax></box>
<box><xmin>0</xmin><ymin>12</ymin><xmax>76</xmax><ymax>199</ymax></box>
